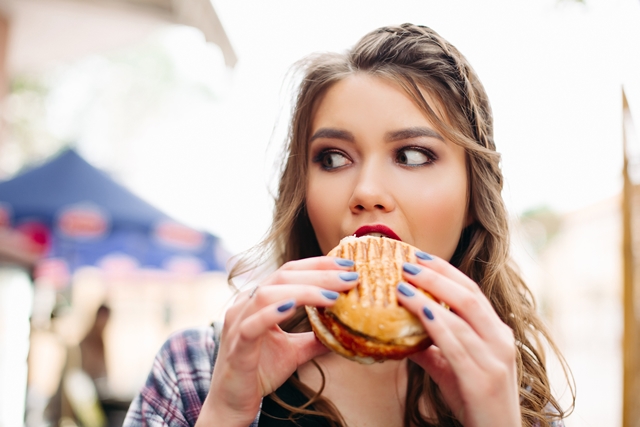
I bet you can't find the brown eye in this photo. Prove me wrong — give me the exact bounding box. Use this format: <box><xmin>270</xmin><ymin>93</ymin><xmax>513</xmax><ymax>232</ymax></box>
<box><xmin>319</xmin><ymin>151</ymin><xmax>350</xmax><ymax>170</ymax></box>
<box><xmin>396</xmin><ymin>148</ymin><xmax>433</xmax><ymax>166</ymax></box>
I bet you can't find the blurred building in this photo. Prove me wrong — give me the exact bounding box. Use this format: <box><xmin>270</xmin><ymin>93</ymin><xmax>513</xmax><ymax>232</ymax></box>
<box><xmin>514</xmin><ymin>195</ymin><xmax>623</xmax><ymax>426</ymax></box>
<box><xmin>0</xmin><ymin>0</ymin><xmax>236</xmax><ymax>76</ymax></box>
<box><xmin>0</xmin><ymin>2</ymin><xmax>237</xmax><ymax>426</ymax></box>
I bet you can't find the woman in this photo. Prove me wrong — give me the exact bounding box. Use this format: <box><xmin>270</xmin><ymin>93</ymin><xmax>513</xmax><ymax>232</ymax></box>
<box><xmin>124</xmin><ymin>23</ymin><xmax>573</xmax><ymax>427</ymax></box>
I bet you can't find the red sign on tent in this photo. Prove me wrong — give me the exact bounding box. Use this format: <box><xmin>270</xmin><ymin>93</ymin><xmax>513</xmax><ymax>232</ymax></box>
<box><xmin>57</xmin><ymin>204</ymin><xmax>109</xmax><ymax>239</ymax></box>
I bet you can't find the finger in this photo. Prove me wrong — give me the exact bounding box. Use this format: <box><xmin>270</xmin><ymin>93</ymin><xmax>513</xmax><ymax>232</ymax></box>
<box><xmin>402</xmin><ymin>260</ymin><xmax>491</xmax><ymax>309</ymax></box>
<box><xmin>279</xmin><ymin>256</ymin><xmax>356</xmax><ymax>272</ymax></box>
<box><xmin>231</xmin><ymin>284</ymin><xmax>342</xmax><ymax>331</ymax></box>
<box><xmin>401</xmin><ymin>263</ymin><xmax>502</xmax><ymax>341</ymax></box>
<box><xmin>229</xmin><ymin>299</ymin><xmax>298</xmax><ymax>369</ymax></box>
<box><xmin>234</xmin><ymin>268</ymin><xmax>358</xmax><ymax>311</ymax></box>
<box><xmin>262</xmin><ymin>269</ymin><xmax>360</xmax><ymax>291</ymax></box>
<box><xmin>238</xmin><ymin>299</ymin><xmax>299</xmax><ymax>342</ymax></box>
<box><xmin>397</xmin><ymin>282</ymin><xmax>495</xmax><ymax>371</ymax></box>
<box><xmin>228</xmin><ymin>281</ymin><xmax>344</xmax><ymax>332</ymax></box>
<box><xmin>288</xmin><ymin>331</ymin><xmax>332</xmax><ymax>365</ymax></box>
<box><xmin>252</xmin><ymin>282</ymin><xmax>352</xmax><ymax>308</ymax></box>
<box><xmin>412</xmin><ymin>251</ymin><xmax>483</xmax><ymax>296</ymax></box>
<box><xmin>410</xmin><ymin>346</ymin><xmax>453</xmax><ymax>387</ymax></box>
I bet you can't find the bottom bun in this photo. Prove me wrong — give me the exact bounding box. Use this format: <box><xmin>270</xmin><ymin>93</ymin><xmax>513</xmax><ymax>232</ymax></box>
<box><xmin>306</xmin><ymin>306</ymin><xmax>431</xmax><ymax>364</ymax></box>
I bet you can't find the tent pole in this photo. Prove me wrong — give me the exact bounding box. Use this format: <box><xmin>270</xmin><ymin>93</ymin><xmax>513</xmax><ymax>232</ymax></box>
<box><xmin>0</xmin><ymin>10</ymin><xmax>8</xmax><ymax>148</ymax></box>
<box><xmin>622</xmin><ymin>87</ymin><xmax>640</xmax><ymax>427</ymax></box>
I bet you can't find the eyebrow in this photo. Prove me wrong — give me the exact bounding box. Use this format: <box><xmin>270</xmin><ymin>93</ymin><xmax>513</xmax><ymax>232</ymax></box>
<box><xmin>309</xmin><ymin>128</ymin><xmax>355</xmax><ymax>143</ymax></box>
<box><xmin>308</xmin><ymin>126</ymin><xmax>444</xmax><ymax>144</ymax></box>
<box><xmin>385</xmin><ymin>127</ymin><xmax>444</xmax><ymax>142</ymax></box>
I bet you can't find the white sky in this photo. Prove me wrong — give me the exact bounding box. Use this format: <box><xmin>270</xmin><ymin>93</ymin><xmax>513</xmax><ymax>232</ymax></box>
<box><xmin>62</xmin><ymin>0</ymin><xmax>640</xmax><ymax>255</ymax></box>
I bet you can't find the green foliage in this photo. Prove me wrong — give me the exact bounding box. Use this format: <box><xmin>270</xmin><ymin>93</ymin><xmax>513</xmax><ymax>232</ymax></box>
<box><xmin>519</xmin><ymin>206</ymin><xmax>563</xmax><ymax>253</ymax></box>
<box><xmin>1</xmin><ymin>74</ymin><xmax>62</xmax><ymax>177</ymax></box>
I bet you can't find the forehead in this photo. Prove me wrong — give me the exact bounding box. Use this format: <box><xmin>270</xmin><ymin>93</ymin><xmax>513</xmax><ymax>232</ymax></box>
<box><xmin>310</xmin><ymin>73</ymin><xmax>448</xmax><ymax>134</ymax></box>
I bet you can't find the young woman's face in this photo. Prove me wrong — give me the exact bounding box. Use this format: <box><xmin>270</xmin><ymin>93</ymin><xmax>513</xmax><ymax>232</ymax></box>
<box><xmin>306</xmin><ymin>74</ymin><xmax>470</xmax><ymax>259</ymax></box>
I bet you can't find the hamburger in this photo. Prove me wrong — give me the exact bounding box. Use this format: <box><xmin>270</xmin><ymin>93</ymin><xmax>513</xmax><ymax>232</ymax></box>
<box><xmin>306</xmin><ymin>235</ymin><xmax>436</xmax><ymax>364</ymax></box>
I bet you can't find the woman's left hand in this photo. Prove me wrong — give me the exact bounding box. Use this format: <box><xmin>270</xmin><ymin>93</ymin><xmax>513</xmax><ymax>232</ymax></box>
<box><xmin>396</xmin><ymin>253</ymin><xmax>520</xmax><ymax>427</ymax></box>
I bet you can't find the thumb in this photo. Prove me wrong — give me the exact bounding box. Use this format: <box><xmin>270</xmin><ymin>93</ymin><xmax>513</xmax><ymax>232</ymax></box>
<box><xmin>290</xmin><ymin>331</ymin><xmax>331</xmax><ymax>365</ymax></box>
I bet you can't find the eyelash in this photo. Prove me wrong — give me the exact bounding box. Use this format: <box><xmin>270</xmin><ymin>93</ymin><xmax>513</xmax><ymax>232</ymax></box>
<box><xmin>312</xmin><ymin>149</ymin><xmax>351</xmax><ymax>171</ymax></box>
<box><xmin>394</xmin><ymin>146</ymin><xmax>438</xmax><ymax>167</ymax></box>
<box><xmin>311</xmin><ymin>145</ymin><xmax>438</xmax><ymax>170</ymax></box>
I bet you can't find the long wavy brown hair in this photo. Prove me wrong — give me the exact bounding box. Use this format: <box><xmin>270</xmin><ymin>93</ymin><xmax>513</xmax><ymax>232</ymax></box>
<box><xmin>230</xmin><ymin>23</ymin><xmax>574</xmax><ymax>427</ymax></box>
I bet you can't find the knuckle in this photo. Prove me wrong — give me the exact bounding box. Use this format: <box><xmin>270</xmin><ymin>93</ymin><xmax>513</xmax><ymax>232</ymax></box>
<box><xmin>451</xmin><ymin>352</ymin><xmax>470</xmax><ymax>369</ymax></box>
<box><xmin>422</xmin><ymin>267</ymin><xmax>437</xmax><ymax>281</ymax></box>
<box><xmin>507</xmin><ymin>345</ymin><xmax>517</xmax><ymax>361</ymax></box>
<box><xmin>253</xmin><ymin>287</ymin><xmax>269</xmax><ymax>304</ymax></box>
<box><xmin>420</xmin><ymin>268</ymin><xmax>440</xmax><ymax>287</ymax></box>
<box><xmin>266</xmin><ymin>270</ymin><xmax>286</xmax><ymax>285</ymax></box>
<box><xmin>498</xmin><ymin>338</ymin><xmax>517</xmax><ymax>361</ymax></box>
<box><xmin>500</xmin><ymin>324</ymin><xmax>516</xmax><ymax>345</ymax></box>
<box><xmin>492</xmin><ymin>363</ymin><xmax>512</xmax><ymax>383</ymax></box>
<box><xmin>503</xmin><ymin>324</ymin><xmax>515</xmax><ymax>340</ymax></box>
<box><xmin>475</xmin><ymin>364</ymin><xmax>512</xmax><ymax>398</ymax></box>
<box><xmin>445</xmin><ymin>343</ymin><xmax>468</xmax><ymax>365</ymax></box>
<box><xmin>280</xmin><ymin>259</ymin><xmax>299</xmax><ymax>270</ymax></box>
<box><xmin>237</xmin><ymin>322</ymin><xmax>254</xmax><ymax>342</ymax></box>
<box><xmin>504</xmin><ymin>338</ymin><xmax>518</xmax><ymax>360</ymax></box>
<box><xmin>224</xmin><ymin>303</ymin><xmax>242</xmax><ymax>323</ymax></box>
<box><xmin>460</xmin><ymin>293</ymin><xmax>481</xmax><ymax>312</ymax></box>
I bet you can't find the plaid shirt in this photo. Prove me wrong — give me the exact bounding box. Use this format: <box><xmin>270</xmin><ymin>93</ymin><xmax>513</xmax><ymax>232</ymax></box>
<box><xmin>123</xmin><ymin>325</ymin><xmax>260</xmax><ymax>427</ymax></box>
<box><xmin>124</xmin><ymin>326</ymin><xmax>565</xmax><ymax>427</ymax></box>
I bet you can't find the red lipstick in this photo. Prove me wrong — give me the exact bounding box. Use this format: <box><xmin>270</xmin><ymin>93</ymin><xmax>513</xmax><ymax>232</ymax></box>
<box><xmin>353</xmin><ymin>225</ymin><xmax>401</xmax><ymax>241</ymax></box>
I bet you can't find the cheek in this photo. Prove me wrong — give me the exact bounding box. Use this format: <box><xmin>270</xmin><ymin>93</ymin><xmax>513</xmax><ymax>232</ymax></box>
<box><xmin>405</xmin><ymin>175</ymin><xmax>468</xmax><ymax>259</ymax></box>
<box><xmin>306</xmin><ymin>175</ymin><xmax>349</xmax><ymax>254</ymax></box>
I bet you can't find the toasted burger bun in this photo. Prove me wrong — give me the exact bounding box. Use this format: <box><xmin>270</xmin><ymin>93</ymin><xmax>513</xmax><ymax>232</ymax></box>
<box><xmin>306</xmin><ymin>235</ymin><xmax>435</xmax><ymax>364</ymax></box>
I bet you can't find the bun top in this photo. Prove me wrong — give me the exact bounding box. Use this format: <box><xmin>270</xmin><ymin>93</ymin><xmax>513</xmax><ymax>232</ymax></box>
<box><xmin>326</xmin><ymin>236</ymin><xmax>432</xmax><ymax>344</ymax></box>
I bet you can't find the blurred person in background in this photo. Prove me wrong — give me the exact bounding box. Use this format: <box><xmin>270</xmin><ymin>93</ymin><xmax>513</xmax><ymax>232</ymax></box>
<box><xmin>46</xmin><ymin>304</ymin><xmax>112</xmax><ymax>427</ymax></box>
<box><xmin>123</xmin><ymin>23</ymin><xmax>574</xmax><ymax>427</ymax></box>
<box><xmin>79</xmin><ymin>304</ymin><xmax>111</xmax><ymax>400</ymax></box>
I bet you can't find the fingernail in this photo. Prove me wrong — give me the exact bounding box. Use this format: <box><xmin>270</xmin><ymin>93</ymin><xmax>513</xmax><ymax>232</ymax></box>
<box><xmin>403</xmin><ymin>263</ymin><xmax>422</xmax><ymax>275</ymax></box>
<box><xmin>277</xmin><ymin>300</ymin><xmax>295</xmax><ymax>313</ymax></box>
<box><xmin>335</xmin><ymin>258</ymin><xmax>355</xmax><ymax>267</ymax></box>
<box><xmin>416</xmin><ymin>251</ymin><xmax>433</xmax><ymax>261</ymax></box>
<box><xmin>339</xmin><ymin>272</ymin><xmax>359</xmax><ymax>281</ymax></box>
<box><xmin>321</xmin><ymin>290</ymin><xmax>339</xmax><ymax>300</ymax></box>
<box><xmin>397</xmin><ymin>282</ymin><xmax>415</xmax><ymax>297</ymax></box>
<box><xmin>423</xmin><ymin>306</ymin><xmax>435</xmax><ymax>320</ymax></box>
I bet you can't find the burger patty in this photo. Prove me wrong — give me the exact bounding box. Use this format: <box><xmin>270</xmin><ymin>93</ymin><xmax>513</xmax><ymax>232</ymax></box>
<box><xmin>317</xmin><ymin>308</ymin><xmax>431</xmax><ymax>361</ymax></box>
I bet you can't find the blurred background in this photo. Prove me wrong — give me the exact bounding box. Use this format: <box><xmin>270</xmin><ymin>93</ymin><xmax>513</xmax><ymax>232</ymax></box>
<box><xmin>0</xmin><ymin>0</ymin><xmax>638</xmax><ymax>426</ymax></box>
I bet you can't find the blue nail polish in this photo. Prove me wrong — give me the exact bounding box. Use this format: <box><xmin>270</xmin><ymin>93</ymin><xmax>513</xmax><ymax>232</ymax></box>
<box><xmin>277</xmin><ymin>300</ymin><xmax>295</xmax><ymax>313</ymax></box>
<box><xmin>339</xmin><ymin>272</ymin><xmax>359</xmax><ymax>281</ymax></box>
<box><xmin>423</xmin><ymin>306</ymin><xmax>434</xmax><ymax>320</ymax></box>
<box><xmin>321</xmin><ymin>290</ymin><xmax>339</xmax><ymax>300</ymax></box>
<box><xmin>403</xmin><ymin>263</ymin><xmax>422</xmax><ymax>275</ymax></box>
<box><xmin>335</xmin><ymin>258</ymin><xmax>355</xmax><ymax>267</ymax></box>
<box><xmin>397</xmin><ymin>282</ymin><xmax>415</xmax><ymax>297</ymax></box>
<box><xmin>416</xmin><ymin>251</ymin><xmax>434</xmax><ymax>261</ymax></box>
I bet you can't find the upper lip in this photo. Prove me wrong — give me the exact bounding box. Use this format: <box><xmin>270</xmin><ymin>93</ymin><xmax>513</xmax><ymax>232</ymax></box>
<box><xmin>352</xmin><ymin>225</ymin><xmax>401</xmax><ymax>241</ymax></box>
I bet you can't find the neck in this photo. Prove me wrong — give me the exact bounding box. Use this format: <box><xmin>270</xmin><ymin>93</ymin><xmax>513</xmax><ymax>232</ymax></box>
<box><xmin>300</xmin><ymin>351</ymin><xmax>407</xmax><ymax>385</ymax></box>
<box><xmin>297</xmin><ymin>353</ymin><xmax>408</xmax><ymax>427</ymax></box>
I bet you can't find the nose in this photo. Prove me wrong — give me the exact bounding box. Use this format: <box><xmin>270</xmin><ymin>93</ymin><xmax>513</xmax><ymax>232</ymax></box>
<box><xmin>349</xmin><ymin>162</ymin><xmax>395</xmax><ymax>214</ymax></box>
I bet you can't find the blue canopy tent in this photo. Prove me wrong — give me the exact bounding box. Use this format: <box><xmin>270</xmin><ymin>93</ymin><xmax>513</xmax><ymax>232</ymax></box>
<box><xmin>0</xmin><ymin>148</ymin><xmax>226</xmax><ymax>280</ymax></box>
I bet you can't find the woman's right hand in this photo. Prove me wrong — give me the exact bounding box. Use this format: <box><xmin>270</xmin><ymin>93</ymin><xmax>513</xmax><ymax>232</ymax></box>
<box><xmin>196</xmin><ymin>256</ymin><xmax>358</xmax><ymax>427</ymax></box>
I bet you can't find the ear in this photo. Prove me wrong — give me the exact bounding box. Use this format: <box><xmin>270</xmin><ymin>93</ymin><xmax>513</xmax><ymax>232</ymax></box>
<box><xmin>463</xmin><ymin>198</ymin><xmax>475</xmax><ymax>228</ymax></box>
<box><xmin>464</xmin><ymin>210</ymin><xmax>475</xmax><ymax>228</ymax></box>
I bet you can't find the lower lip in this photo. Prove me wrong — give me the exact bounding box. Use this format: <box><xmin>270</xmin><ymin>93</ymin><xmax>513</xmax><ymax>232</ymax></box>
<box><xmin>354</xmin><ymin>227</ymin><xmax>401</xmax><ymax>241</ymax></box>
